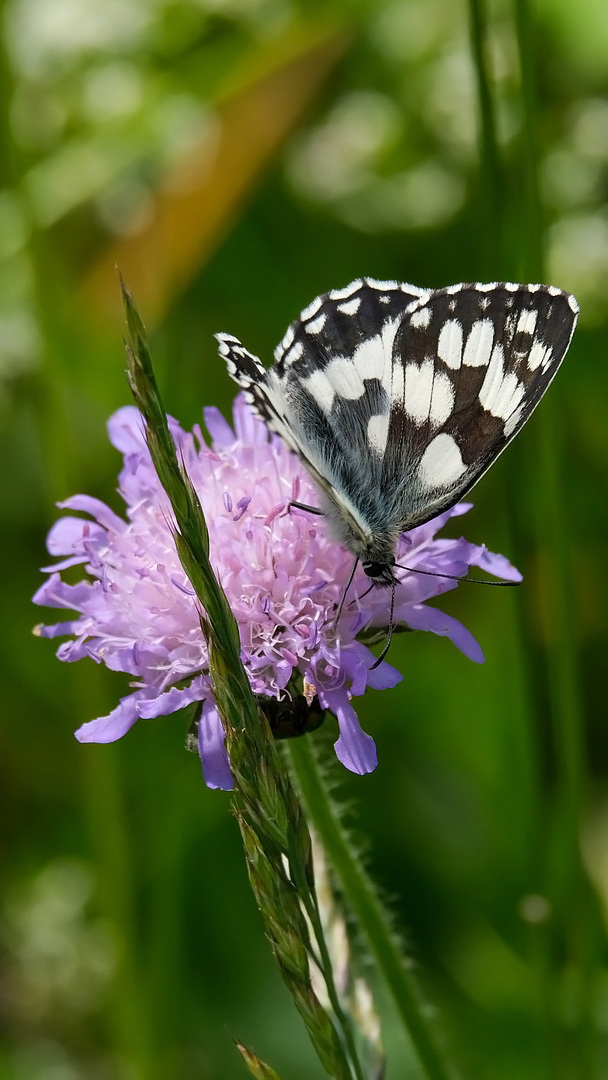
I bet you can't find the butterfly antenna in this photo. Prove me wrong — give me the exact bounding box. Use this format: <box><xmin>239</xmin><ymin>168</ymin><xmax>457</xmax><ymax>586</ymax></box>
<box><xmin>393</xmin><ymin>563</ymin><xmax>521</xmax><ymax>587</ymax></box>
<box><xmin>370</xmin><ymin>580</ymin><xmax>396</xmax><ymax>671</ymax></box>
<box><xmin>335</xmin><ymin>556</ymin><xmax>359</xmax><ymax>627</ymax></box>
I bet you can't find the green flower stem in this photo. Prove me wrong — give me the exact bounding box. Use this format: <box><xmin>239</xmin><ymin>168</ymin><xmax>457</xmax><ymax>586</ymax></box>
<box><xmin>121</xmin><ymin>280</ymin><xmax>366</xmax><ymax>1080</ymax></box>
<box><xmin>285</xmin><ymin>833</ymin><xmax>367</xmax><ymax>1080</ymax></box>
<box><xmin>285</xmin><ymin>736</ymin><xmax>456</xmax><ymax>1080</ymax></box>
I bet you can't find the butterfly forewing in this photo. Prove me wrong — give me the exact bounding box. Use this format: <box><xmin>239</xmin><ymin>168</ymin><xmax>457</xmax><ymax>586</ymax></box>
<box><xmin>380</xmin><ymin>283</ymin><xmax>579</xmax><ymax>531</ymax></box>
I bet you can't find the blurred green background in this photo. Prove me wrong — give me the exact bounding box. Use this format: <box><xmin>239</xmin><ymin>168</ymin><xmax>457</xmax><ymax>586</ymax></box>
<box><xmin>2</xmin><ymin>0</ymin><xmax>608</xmax><ymax>1077</ymax></box>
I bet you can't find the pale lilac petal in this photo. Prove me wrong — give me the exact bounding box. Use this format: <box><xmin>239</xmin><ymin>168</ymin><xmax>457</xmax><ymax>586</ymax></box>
<box><xmin>138</xmin><ymin>677</ymin><xmax>208</xmax><ymax>718</ymax></box>
<box><xmin>32</xmin><ymin>574</ymin><xmax>93</xmax><ymax>611</ymax></box>
<box><xmin>45</xmin><ymin>517</ymin><xmax>106</xmax><ymax>557</ymax></box>
<box><xmin>233</xmin><ymin>395</ymin><xmax>267</xmax><ymax>444</ymax></box>
<box><xmin>57</xmin><ymin>496</ymin><xmax>125</xmax><ymax>533</ymax></box>
<box><xmin>34</xmin><ymin>618</ymin><xmax>83</xmax><ymax>639</ymax></box>
<box><xmin>470</xmin><ymin>545</ymin><xmax>523</xmax><ymax>582</ymax></box>
<box><xmin>340</xmin><ymin>642</ymin><xmax>402</xmax><ymax>694</ymax></box>
<box><xmin>107</xmin><ymin>406</ymin><xmax>146</xmax><ymax>453</ymax></box>
<box><xmin>198</xmin><ymin>701</ymin><xmax>233</xmax><ymax>790</ymax></box>
<box><xmin>320</xmin><ymin>689</ymin><xmax>378</xmax><ymax>775</ymax></box>
<box><xmin>365</xmin><ymin>659</ymin><xmax>403</xmax><ymax>690</ymax></box>
<box><xmin>203</xmin><ymin>406</ymin><xmax>235</xmax><ymax>448</ymax></box>
<box><xmin>403</xmin><ymin>604</ymin><xmax>485</xmax><ymax>663</ymax></box>
<box><xmin>40</xmin><ymin>555</ymin><xmax>92</xmax><ymax>573</ymax></box>
<box><xmin>75</xmin><ymin>693</ymin><xmax>142</xmax><ymax>743</ymax></box>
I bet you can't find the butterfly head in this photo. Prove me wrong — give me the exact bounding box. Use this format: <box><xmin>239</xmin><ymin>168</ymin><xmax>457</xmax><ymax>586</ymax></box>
<box><xmin>362</xmin><ymin>559</ymin><xmax>397</xmax><ymax>588</ymax></box>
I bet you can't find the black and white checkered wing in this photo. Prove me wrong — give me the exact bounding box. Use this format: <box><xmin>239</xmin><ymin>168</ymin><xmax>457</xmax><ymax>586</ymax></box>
<box><xmin>216</xmin><ymin>277</ymin><xmax>578</xmax><ymax>565</ymax></box>
<box><xmin>216</xmin><ymin>277</ymin><xmax>425</xmax><ymax>542</ymax></box>
<box><xmin>380</xmin><ymin>283</ymin><xmax>579</xmax><ymax>531</ymax></box>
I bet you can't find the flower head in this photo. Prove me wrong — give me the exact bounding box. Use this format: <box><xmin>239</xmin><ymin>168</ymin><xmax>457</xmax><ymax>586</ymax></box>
<box><xmin>33</xmin><ymin>396</ymin><xmax>521</xmax><ymax>789</ymax></box>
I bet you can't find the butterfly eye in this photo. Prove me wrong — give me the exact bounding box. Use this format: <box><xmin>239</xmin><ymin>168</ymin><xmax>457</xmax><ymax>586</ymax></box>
<box><xmin>363</xmin><ymin>562</ymin><xmax>387</xmax><ymax>578</ymax></box>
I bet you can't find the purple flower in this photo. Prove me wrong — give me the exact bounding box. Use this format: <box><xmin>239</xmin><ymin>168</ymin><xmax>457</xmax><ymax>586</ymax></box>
<box><xmin>33</xmin><ymin>396</ymin><xmax>521</xmax><ymax>790</ymax></box>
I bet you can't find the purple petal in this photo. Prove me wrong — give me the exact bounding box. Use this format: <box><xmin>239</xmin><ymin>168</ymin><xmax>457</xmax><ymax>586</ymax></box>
<box><xmin>198</xmin><ymin>701</ymin><xmax>233</xmax><ymax>790</ymax></box>
<box><xmin>233</xmin><ymin>395</ymin><xmax>268</xmax><ymax>445</ymax></box>
<box><xmin>32</xmin><ymin>573</ymin><xmax>93</xmax><ymax>611</ymax></box>
<box><xmin>137</xmin><ymin>677</ymin><xmax>207</xmax><ymax>718</ymax></box>
<box><xmin>404</xmin><ymin>604</ymin><xmax>485</xmax><ymax>663</ymax></box>
<box><xmin>57</xmin><ymin>495</ymin><xmax>125</xmax><ymax>533</ymax></box>
<box><xmin>365</xmin><ymin>658</ymin><xmax>403</xmax><ymax>689</ymax></box>
<box><xmin>340</xmin><ymin>642</ymin><xmax>402</xmax><ymax>694</ymax></box>
<box><xmin>203</xmin><ymin>406</ymin><xmax>235</xmax><ymax>448</ymax></box>
<box><xmin>405</xmin><ymin>501</ymin><xmax>472</xmax><ymax>545</ymax></box>
<box><xmin>57</xmin><ymin>637</ymin><xmax>91</xmax><ymax>661</ymax></box>
<box><xmin>34</xmin><ymin>618</ymin><xmax>83</xmax><ymax>639</ymax></box>
<box><xmin>470</xmin><ymin>544</ymin><xmax>523</xmax><ymax>582</ymax></box>
<box><xmin>45</xmin><ymin>516</ymin><xmax>106</xmax><ymax>556</ymax></box>
<box><xmin>319</xmin><ymin>688</ymin><xmax>377</xmax><ymax>775</ymax></box>
<box><xmin>75</xmin><ymin>692</ymin><xmax>142</xmax><ymax>743</ymax></box>
<box><xmin>107</xmin><ymin>406</ymin><xmax>146</xmax><ymax>453</ymax></box>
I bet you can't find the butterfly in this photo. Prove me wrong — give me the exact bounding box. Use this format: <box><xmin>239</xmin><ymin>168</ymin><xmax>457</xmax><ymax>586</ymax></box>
<box><xmin>216</xmin><ymin>278</ymin><xmax>578</xmax><ymax>594</ymax></box>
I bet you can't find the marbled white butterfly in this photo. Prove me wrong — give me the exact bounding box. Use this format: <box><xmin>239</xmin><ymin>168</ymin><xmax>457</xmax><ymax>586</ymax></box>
<box><xmin>216</xmin><ymin>278</ymin><xmax>579</xmax><ymax>590</ymax></box>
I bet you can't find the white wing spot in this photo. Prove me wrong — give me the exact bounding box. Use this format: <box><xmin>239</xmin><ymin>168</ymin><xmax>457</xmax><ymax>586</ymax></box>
<box><xmin>380</xmin><ymin>294</ymin><xmax>392</xmax><ymax>304</ymax></box>
<box><xmin>303</xmin><ymin>369</ymin><xmax>335</xmax><ymax>413</ymax></box>
<box><xmin>337</xmin><ymin>296</ymin><xmax>361</xmax><ymax>316</ymax></box>
<box><xmin>404</xmin><ymin>359</ymin><xmax>434</xmax><ymax>424</ymax></box>
<box><xmin>283</xmin><ymin>340</ymin><xmax>303</xmax><ymax>366</ymax></box>
<box><xmin>330</xmin><ymin>281</ymin><xmax>362</xmax><ymax>301</ymax></box>
<box><xmin>366</xmin><ymin>278</ymin><xmax>399</xmax><ymax>291</ymax></box>
<box><xmin>306</xmin><ymin>312</ymin><xmax>327</xmax><ymax>335</ymax></box>
<box><xmin>409</xmin><ymin>306</ymin><xmax>431</xmax><ymax>329</ymax></box>
<box><xmin>463</xmin><ymin>319</ymin><xmax>494</xmax><ymax>367</ymax></box>
<box><xmin>300</xmin><ymin>296</ymin><xmax>323</xmax><ymax>321</ymax></box>
<box><xmin>275</xmin><ymin>326</ymin><xmax>294</xmax><ymax>360</ymax></box>
<box><xmin>323</xmin><ymin>356</ymin><xmax>366</xmax><ymax>399</ymax></box>
<box><xmin>429</xmin><ymin>371</ymin><xmax>455</xmax><ymax>426</ymax></box>
<box><xmin>349</xmin><ymin>318</ymin><xmax>400</xmax><ymax>398</ymax></box>
<box><xmin>437</xmin><ymin>319</ymin><xmax>463</xmax><ymax>370</ymax></box>
<box><xmin>504</xmin><ymin>282</ymin><xmax>519</xmax><ymax>292</ymax></box>
<box><xmin>418</xmin><ymin>433</ymin><xmax>467</xmax><ymax>488</ymax></box>
<box><xmin>391</xmin><ymin>357</ymin><xmax>404</xmax><ymax>402</ymax></box>
<box><xmin>367</xmin><ymin>413</ymin><xmax>389</xmax><ymax>454</ymax></box>
<box><xmin>479</xmin><ymin>344</ymin><xmax>525</xmax><ymax>420</ymax></box>
<box><xmin>527</xmin><ymin>340</ymin><xmax>550</xmax><ymax>371</ymax></box>
<box><xmin>475</xmin><ymin>281</ymin><xmax>498</xmax><ymax>293</ymax></box>
<box><xmin>517</xmin><ymin>308</ymin><xmax>538</xmax><ymax>335</ymax></box>
<box><xmin>504</xmin><ymin>406</ymin><xmax>523</xmax><ymax>438</ymax></box>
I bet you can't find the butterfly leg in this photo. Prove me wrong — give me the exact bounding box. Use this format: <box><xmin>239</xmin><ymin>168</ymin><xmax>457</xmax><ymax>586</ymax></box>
<box><xmin>288</xmin><ymin>500</ymin><xmax>325</xmax><ymax>516</ymax></box>
<box><xmin>370</xmin><ymin>582</ymin><xmax>397</xmax><ymax>670</ymax></box>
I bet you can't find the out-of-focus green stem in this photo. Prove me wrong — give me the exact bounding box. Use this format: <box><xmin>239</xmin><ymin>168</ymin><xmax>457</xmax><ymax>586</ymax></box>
<box><xmin>467</xmin><ymin>0</ymin><xmax>506</xmax><ymax>275</ymax></box>
<box><xmin>513</xmin><ymin>1</ymin><xmax>595</xmax><ymax>1077</ymax></box>
<box><xmin>286</xmin><ymin>737</ymin><xmax>457</xmax><ymax>1080</ymax></box>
